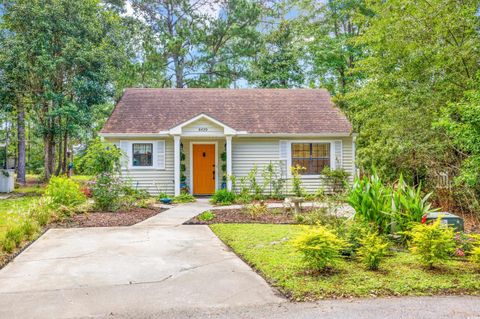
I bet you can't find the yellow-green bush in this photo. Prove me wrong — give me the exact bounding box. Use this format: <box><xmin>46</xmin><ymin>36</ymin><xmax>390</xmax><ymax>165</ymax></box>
<box><xmin>45</xmin><ymin>176</ymin><xmax>86</xmax><ymax>209</ymax></box>
<box><xmin>357</xmin><ymin>232</ymin><xmax>389</xmax><ymax>270</ymax></box>
<box><xmin>409</xmin><ymin>219</ymin><xmax>456</xmax><ymax>268</ymax></box>
<box><xmin>292</xmin><ymin>226</ymin><xmax>347</xmax><ymax>271</ymax></box>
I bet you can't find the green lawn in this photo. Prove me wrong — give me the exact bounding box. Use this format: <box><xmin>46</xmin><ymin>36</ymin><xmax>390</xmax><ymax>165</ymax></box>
<box><xmin>0</xmin><ymin>197</ymin><xmax>38</xmax><ymax>240</ymax></box>
<box><xmin>210</xmin><ymin>224</ymin><xmax>480</xmax><ymax>301</ymax></box>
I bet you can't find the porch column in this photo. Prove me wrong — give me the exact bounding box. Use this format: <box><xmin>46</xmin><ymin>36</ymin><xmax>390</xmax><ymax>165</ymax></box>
<box><xmin>173</xmin><ymin>135</ymin><xmax>181</xmax><ymax>196</ymax></box>
<box><xmin>226</xmin><ymin>135</ymin><xmax>233</xmax><ymax>191</ymax></box>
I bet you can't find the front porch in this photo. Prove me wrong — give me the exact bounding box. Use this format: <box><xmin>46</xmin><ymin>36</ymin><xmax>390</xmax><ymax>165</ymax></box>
<box><xmin>172</xmin><ymin>114</ymin><xmax>236</xmax><ymax>196</ymax></box>
<box><xmin>174</xmin><ymin>136</ymin><xmax>233</xmax><ymax>196</ymax></box>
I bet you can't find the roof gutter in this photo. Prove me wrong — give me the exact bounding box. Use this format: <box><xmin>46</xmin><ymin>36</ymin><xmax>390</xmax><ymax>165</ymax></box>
<box><xmin>99</xmin><ymin>132</ymin><xmax>170</xmax><ymax>138</ymax></box>
<box><xmin>238</xmin><ymin>132</ymin><xmax>355</xmax><ymax>138</ymax></box>
<box><xmin>100</xmin><ymin>132</ymin><xmax>356</xmax><ymax>138</ymax></box>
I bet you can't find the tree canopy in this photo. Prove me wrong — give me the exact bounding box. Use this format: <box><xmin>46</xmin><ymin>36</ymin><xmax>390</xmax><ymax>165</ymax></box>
<box><xmin>0</xmin><ymin>0</ymin><xmax>479</xmax><ymax>216</ymax></box>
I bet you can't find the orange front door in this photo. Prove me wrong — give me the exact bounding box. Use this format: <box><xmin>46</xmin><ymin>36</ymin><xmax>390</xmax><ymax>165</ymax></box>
<box><xmin>192</xmin><ymin>144</ymin><xmax>216</xmax><ymax>195</ymax></box>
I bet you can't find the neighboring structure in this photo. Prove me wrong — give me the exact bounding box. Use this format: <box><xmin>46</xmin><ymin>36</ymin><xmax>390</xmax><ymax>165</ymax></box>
<box><xmin>100</xmin><ymin>88</ymin><xmax>356</xmax><ymax>196</ymax></box>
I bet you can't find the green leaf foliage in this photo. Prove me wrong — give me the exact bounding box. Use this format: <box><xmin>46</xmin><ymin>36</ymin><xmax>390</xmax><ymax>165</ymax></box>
<box><xmin>409</xmin><ymin>219</ymin><xmax>456</xmax><ymax>269</ymax></box>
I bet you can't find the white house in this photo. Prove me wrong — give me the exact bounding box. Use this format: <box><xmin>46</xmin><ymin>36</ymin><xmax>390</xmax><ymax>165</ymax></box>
<box><xmin>100</xmin><ymin>88</ymin><xmax>356</xmax><ymax>196</ymax></box>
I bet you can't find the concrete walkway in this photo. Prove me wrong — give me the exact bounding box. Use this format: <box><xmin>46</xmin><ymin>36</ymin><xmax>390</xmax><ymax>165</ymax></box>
<box><xmin>137</xmin><ymin>198</ymin><xmax>212</xmax><ymax>226</ymax></box>
<box><xmin>0</xmin><ymin>200</ymin><xmax>284</xmax><ymax>319</ymax></box>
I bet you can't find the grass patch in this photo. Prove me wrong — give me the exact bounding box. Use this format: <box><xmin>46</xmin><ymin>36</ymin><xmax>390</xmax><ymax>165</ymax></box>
<box><xmin>210</xmin><ymin>224</ymin><xmax>480</xmax><ymax>301</ymax></box>
<box><xmin>0</xmin><ymin>197</ymin><xmax>38</xmax><ymax>240</ymax></box>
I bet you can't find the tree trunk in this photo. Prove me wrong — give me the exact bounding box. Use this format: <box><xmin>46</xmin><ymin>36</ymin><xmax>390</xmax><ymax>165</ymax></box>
<box><xmin>16</xmin><ymin>101</ymin><xmax>26</xmax><ymax>185</ymax></box>
<box><xmin>43</xmin><ymin>132</ymin><xmax>56</xmax><ymax>181</ymax></box>
<box><xmin>55</xmin><ymin>134</ymin><xmax>62</xmax><ymax>176</ymax></box>
<box><xmin>62</xmin><ymin>131</ymin><xmax>68</xmax><ymax>175</ymax></box>
<box><xmin>173</xmin><ymin>55</ymin><xmax>184</xmax><ymax>88</ymax></box>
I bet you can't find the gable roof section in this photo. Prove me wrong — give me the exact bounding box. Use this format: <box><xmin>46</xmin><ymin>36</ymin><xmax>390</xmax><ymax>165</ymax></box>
<box><xmin>100</xmin><ymin>88</ymin><xmax>352</xmax><ymax>135</ymax></box>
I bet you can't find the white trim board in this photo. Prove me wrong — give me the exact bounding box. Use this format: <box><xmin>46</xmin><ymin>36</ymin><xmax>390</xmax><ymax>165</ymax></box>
<box><xmin>170</xmin><ymin>114</ymin><xmax>237</xmax><ymax>135</ymax></box>
<box><xmin>189</xmin><ymin>141</ymin><xmax>219</xmax><ymax>195</ymax></box>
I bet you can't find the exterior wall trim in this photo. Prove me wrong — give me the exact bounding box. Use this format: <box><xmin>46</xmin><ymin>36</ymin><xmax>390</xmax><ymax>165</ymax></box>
<box><xmin>170</xmin><ymin>114</ymin><xmax>237</xmax><ymax>135</ymax></box>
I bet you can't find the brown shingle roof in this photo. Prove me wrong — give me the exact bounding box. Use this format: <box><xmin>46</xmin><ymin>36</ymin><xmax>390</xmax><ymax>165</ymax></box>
<box><xmin>101</xmin><ymin>88</ymin><xmax>352</xmax><ymax>134</ymax></box>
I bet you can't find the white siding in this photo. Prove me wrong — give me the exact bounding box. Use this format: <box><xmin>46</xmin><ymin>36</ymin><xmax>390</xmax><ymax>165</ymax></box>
<box><xmin>232</xmin><ymin>137</ymin><xmax>355</xmax><ymax>195</ymax></box>
<box><xmin>106</xmin><ymin>138</ymin><xmax>175</xmax><ymax>195</ymax></box>
<box><xmin>105</xmin><ymin>135</ymin><xmax>354</xmax><ymax>196</ymax></box>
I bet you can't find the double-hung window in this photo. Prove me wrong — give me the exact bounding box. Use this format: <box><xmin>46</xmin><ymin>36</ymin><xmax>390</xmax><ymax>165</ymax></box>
<box><xmin>291</xmin><ymin>143</ymin><xmax>330</xmax><ymax>175</ymax></box>
<box><xmin>132</xmin><ymin>143</ymin><xmax>153</xmax><ymax>167</ymax></box>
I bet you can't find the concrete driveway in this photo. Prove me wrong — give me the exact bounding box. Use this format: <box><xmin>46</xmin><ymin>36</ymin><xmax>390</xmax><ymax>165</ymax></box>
<box><xmin>0</xmin><ymin>200</ymin><xmax>283</xmax><ymax>318</ymax></box>
<box><xmin>0</xmin><ymin>200</ymin><xmax>479</xmax><ymax>319</ymax></box>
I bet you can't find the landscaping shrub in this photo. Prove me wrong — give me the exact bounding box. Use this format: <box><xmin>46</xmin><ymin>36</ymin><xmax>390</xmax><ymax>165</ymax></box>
<box><xmin>292</xmin><ymin>226</ymin><xmax>347</xmax><ymax>271</ymax></box>
<box><xmin>347</xmin><ymin>173</ymin><xmax>392</xmax><ymax>234</ymax></box>
<box><xmin>321</xmin><ymin>167</ymin><xmax>350</xmax><ymax>194</ymax></box>
<box><xmin>294</xmin><ymin>208</ymin><xmax>336</xmax><ymax>226</ymax></box>
<box><xmin>45</xmin><ymin>176</ymin><xmax>86</xmax><ymax>209</ymax></box>
<box><xmin>211</xmin><ymin>189</ymin><xmax>236</xmax><ymax>205</ymax></box>
<box><xmin>119</xmin><ymin>186</ymin><xmax>151</xmax><ymax>210</ymax></box>
<box><xmin>262</xmin><ymin>162</ymin><xmax>286</xmax><ymax>199</ymax></box>
<box><xmin>91</xmin><ymin>173</ymin><xmax>123</xmax><ymax>211</ymax></box>
<box><xmin>409</xmin><ymin>219</ymin><xmax>456</xmax><ymax>269</ymax></box>
<box><xmin>122</xmin><ymin>186</ymin><xmax>150</xmax><ymax>200</ymax></box>
<box><xmin>173</xmin><ymin>193</ymin><xmax>196</xmax><ymax>203</ymax></box>
<box><xmin>157</xmin><ymin>192</ymin><xmax>170</xmax><ymax>200</ymax></box>
<box><xmin>77</xmin><ymin>138</ymin><xmax>123</xmax><ymax>175</ymax></box>
<box><xmin>198</xmin><ymin>211</ymin><xmax>215</xmax><ymax>221</ymax></box>
<box><xmin>336</xmin><ymin>220</ymin><xmax>373</xmax><ymax>257</ymax></box>
<box><xmin>357</xmin><ymin>232</ymin><xmax>389</xmax><ymax>270</ymax></box>
<box><xmin>348</xmin><ymin>173</ymin><xmax>437</xmax><ymax>237</ymax></box>
<box><xmin>291</xmin><ymin>165</ymin><xmax>305</xmax><ymax>197</ymax></box>
<box><xmin>391</xmin><ymin>176</ymin><xmax>436</xmax><ymax>233</ymax></box>
<box><xmin>469</xmin><ymin>246</ymin><xmax>480</xmax><ymax>267</ymax></box>
<box><xmin>247</xmin><ymin>165</ymin><xmax>264</xmax><ymax>199</ymax></box>
<box><xmin>245</xmin><ymin>201</ymin><xmax>268</xmax><ymax>218</ymax></box>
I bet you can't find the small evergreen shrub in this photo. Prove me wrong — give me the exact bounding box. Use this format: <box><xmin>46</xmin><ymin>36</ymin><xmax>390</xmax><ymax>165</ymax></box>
<box><xmin>211</xmin><ymin>189</ymin><xmax>236</xmax><ymax>205</ymax></box>
<box><xmin>292</xmin><ymin>226</ymin><xmax>347</xmax><ymax>271</ymax></box>
<box><xmin>199</xmin><ymin>210</ymin><xmax>215</xmax><ymax>221</ymax></box>
<box><xmin>173</xmin><ymin>193</ymin><xmax>196</xmax><ymax>203</ymax></box>
<box><xmin>358</xmin><ymin>232</ymin><xmax>389</xmax><ymax>270</ymax></box>
<box><xmin>45</xmin><ymin>176</ymin><xmax>86</xmax><ymax>208</ymax></box>
<box><xmin>244</xmin><ymin>201</ymin><xmax>268</xmax><ymax>219</ymax></box>
<box><xmin>409</xmin><ymin>219</ymin><xmax>456</xmax><ymax>268</ymax></box>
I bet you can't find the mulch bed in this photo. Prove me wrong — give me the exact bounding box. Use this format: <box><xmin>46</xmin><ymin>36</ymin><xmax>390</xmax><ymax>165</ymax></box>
<box><xmin>51</xmin><ymin>206</ymin><xmax>166</xmax><ymax>228</ymax></box>
<box><xmin>185</xmin><ymin>207</ymin><xmax>317</xmax><ymax>225</ymax></box>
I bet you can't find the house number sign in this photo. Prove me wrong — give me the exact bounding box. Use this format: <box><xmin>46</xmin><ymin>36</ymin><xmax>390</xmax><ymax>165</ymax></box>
<box><xmin>198</xmin><ymin>127</ymin><xmax>208</xmax><ymax>132</ymax></box>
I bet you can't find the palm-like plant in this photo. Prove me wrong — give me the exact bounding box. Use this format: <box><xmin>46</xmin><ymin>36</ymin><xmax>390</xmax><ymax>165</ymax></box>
<box><xmin>347</xmin><ymin>174</ymin><xmax>392</xmax><ymax>234</ymax></box>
